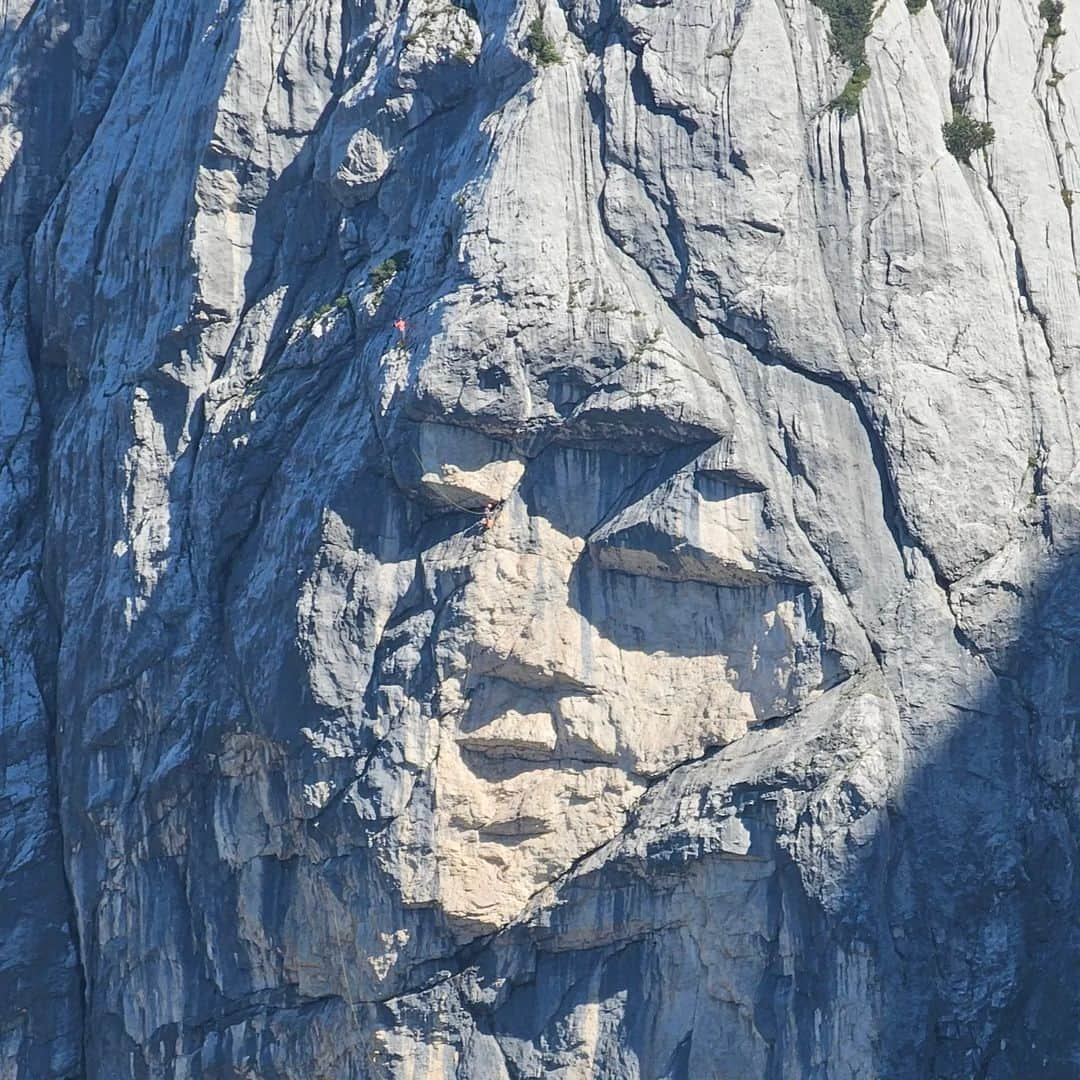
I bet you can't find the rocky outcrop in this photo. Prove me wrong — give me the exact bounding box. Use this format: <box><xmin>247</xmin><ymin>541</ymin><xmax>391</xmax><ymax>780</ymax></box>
<box><xmin>3</xmin><ymin>0</ymin><xmax>1080</xmax><ymax>1076</ymax></box>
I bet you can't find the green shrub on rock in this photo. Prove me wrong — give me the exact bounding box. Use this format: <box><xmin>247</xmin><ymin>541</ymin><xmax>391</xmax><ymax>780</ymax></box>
<box><xmin>525</xmin><ymin>15</ymin><xmax>562</xmax><ymax>66</ymax></box>
<box><xmin>943</xmin><ymin>110</ymin><xmax>995</xmax><ymax>163</ymax></box>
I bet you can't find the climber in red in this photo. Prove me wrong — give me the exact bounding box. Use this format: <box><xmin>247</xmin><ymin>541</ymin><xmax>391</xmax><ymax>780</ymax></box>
<box><xmin>394</xmin><ymin>317</ymin><xmax>407</xmax><ymax>337</ymax></box>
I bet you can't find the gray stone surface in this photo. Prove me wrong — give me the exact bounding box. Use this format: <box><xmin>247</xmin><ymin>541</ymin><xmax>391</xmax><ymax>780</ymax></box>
<box><xmin>2</xmin><ymin>0</ymin><xmax>1080</xmax><ymax>1076</ymax></box>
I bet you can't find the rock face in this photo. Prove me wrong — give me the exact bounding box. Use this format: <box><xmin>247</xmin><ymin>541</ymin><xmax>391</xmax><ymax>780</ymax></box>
<box><xmin>3</xmin><ymin>0</ymin><xmax>1080</xmax><ymax>1076</ymax></box>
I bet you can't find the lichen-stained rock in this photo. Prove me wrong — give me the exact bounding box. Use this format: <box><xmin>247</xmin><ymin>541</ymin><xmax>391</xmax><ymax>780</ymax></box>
<box><xmin>4</xmin><ymin>0</ymin><xmax>1080</xmax><ymax>1076</ymax></box>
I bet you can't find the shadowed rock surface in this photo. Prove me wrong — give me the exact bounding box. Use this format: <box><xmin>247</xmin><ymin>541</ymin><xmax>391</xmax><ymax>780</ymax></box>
<box><xmin>2</xmin><ymin>0</ymin><xmax>1079</xmax><ymax>1076</ymax></box>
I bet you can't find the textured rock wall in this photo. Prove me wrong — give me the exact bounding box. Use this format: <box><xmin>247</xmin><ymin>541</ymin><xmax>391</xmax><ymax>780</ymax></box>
<box><xmin>2</xmin><ymin>0</ymin><xmax>1080</xmax><ymax>1076</ymax></box>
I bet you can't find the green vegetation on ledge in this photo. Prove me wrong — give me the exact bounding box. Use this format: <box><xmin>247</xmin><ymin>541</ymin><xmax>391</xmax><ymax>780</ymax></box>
<box><xmin>525</xmin><ymin>15</ymin><xmax>562</xmax><ymax>66</ymax></box>
<box><xmin>833</xmin><ymin>64</ymin><xmax>871</xmax><ymax>116</ymax></box>
<box><xmin>370</xmin><ymin>251</ymin><xmax>411</xmax><ymax>289</ymax></box>
<box><xmin>1040</xmin><ymin>0</ymin><xmax>1066</xmax><ymax>45</ymax></box>
<box><xmin>810</xmin><ymin>0</ymin><xmax>876</xmax><ymax>116</ymax></box>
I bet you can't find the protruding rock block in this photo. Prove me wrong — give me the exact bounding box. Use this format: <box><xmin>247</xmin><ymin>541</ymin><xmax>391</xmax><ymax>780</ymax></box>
<box><xmin>416</xmin><ymin>421</ymin><xmax>525</xmax><ymax>510</ymax></box>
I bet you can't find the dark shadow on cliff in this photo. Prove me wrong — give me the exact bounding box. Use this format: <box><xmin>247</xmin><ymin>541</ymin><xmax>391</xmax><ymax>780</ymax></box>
<box><xmin>401</xmin><ymin>543</ymin><xmax>1080</xmax><ymax>1080</ymax></box>
<box><xmin>861</xmin><ymin>547</ymin><xmax>1080</xmax><ymax>1078</ymax></box>
<box><xmin>0</xmin><ymin>2</ymin><xmax>165</xmax><ymax>1077</ymax></box>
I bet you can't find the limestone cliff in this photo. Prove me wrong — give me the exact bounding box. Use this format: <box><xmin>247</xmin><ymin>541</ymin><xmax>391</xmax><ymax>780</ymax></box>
<box><xmin>2</xmin><ymin>0</ymin><xmax>1080</xmax><ymax>1076</ymax></box>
